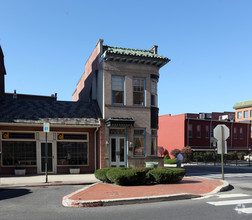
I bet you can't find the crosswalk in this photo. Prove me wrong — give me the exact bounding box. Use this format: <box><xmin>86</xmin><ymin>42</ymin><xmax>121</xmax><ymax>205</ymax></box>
<box><xmin>207</xmin><ymin>193</ymin><xmax>252</xmax><ymax>214</ymax></box>
<box><xmin>189</xmin><ymin>172</ymin><xmax>252</xmax><ymax>180</ymax></box>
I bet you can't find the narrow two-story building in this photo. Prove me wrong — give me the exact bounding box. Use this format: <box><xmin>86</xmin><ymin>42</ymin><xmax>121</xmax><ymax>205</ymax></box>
<box><xmin>73</xmin><ymin>39</ymin><xmax>170</xmax><ymax>168</ymax></box>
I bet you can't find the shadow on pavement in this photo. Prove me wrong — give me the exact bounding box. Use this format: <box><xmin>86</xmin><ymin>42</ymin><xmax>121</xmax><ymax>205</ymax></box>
<box><xmin>180</xmin><ymin>179</ymin><xmax>202</xmax><ymax>184</ymax></box>
<box><xmin>0</xmin><ymin>188</ymin><xmax>32</xmax><ymax>201</ymax></box>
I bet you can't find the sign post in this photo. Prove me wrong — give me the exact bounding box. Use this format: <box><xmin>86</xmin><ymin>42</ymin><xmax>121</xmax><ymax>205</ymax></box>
<box><xmin>43</xmin><ymin>123</ymin><xmax>50</xmax><ymax>183</ymax></box>
<box><xmin>214</xmin><ymin>124</ymin><xmax>229</xmax><ymax>180</ymax></box>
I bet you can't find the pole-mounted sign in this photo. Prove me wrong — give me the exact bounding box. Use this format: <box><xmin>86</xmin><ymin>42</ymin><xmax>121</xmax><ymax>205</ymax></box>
<box><xmin>43</xmin><ymin>123</ymin><xmax>50</xmax><ymax>183</ymax></box>
<box><xmin>214</xmin><ymin>124</ymin><xmax>230</xmax><ymax>180</ymax></box>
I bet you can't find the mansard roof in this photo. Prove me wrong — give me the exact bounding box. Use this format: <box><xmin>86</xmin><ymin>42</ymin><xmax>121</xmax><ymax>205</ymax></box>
<box><xmin>0</xmin><ymin>97</ymin><xmax>100</xmax><ymax>126</ymax></box>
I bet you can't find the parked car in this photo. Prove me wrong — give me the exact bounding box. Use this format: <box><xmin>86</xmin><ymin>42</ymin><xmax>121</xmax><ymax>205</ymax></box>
<box><xmin>244</xmin><ymin>153</ymin><xmax>252</xmax><ymax>161</ymax></box>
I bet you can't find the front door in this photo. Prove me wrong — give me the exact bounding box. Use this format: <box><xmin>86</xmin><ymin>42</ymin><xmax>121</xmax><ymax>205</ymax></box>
<box><xmin>110</xmin><ymin>137</ymin><xmax>126</xmax><ymax>167</ymax></box>
<box><xmin>41</xmin><ymin>143</ymin><xmax>54</xmax><ymax>173</ymax></box>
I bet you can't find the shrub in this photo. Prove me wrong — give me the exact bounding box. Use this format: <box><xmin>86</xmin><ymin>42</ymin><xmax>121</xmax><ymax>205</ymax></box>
<box><xmin>237</xmin><ymin>152</ymin><xmax>246</xmax><ymax>160</ymax></box>
<box><xmin>94</xmin><ymin>168</ymin><xmax>113</xmax><ymax>183</ymax></box>
<box><xmin>148</xmin><ymin>168</ymin><xmax>186</xmax><ymax>184</ymax></box>
<box><xmin>164</xmin><ymin>154</ymin><xmax>170</xmax><ymax>160</ymax></box>
<box><xmin>227</xmin><ymin>151</ymin><xmax>238</xmax><ymax>160</ymax></box>
<box><xmin>106</xmin><ymin>168</ymin><xmax>146</xmax><ymax>186</ymax></box>
<box><xmin>202</xmin><ymin>152</ymin><xmax>215</xmax><ymax>162</ymax></box>
<box><xmin>164</xmin><ymin>158</ymin><xmax>177</xmax><ymax>164</ymax></box>
<box><xmin>183</xmin><ymin>158</ymin><xmax>189</xmax><ymax>163</ymax></box>
<box><xmin>193</xmin><ymin>152</ymin><xmax>202</xmax><ymax>162</ymax></box>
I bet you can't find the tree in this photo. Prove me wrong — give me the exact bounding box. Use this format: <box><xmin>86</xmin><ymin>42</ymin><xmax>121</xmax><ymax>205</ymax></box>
<box><xmin>158</xmin><ymin>146</ymin><xmax>164</xmax><ymax>157</ymax></box>
<box><xmin>163</xmin><ymin>149</ymin><xmax>169</xmax><ymax>156</ymax></box>
<box><xmin>181</xmin><ymin>146</ymin><xmax>193</xmax><ymax>161</ymax></box>
<box><xmin>171</xmin><ymin>148</ymin><xmax>180</xmax><ymax>158</ymax></box>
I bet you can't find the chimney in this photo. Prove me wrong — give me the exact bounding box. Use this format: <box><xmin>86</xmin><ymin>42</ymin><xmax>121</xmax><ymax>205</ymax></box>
<box><xmin>13</xmin><ymin>89</ymin><xmax>17</xmax><ymax>99</ymax></box>
<box><xmin>150</xmin><ymin>45</ymin><xmax>158</xmax><ymax>54</ymax></box>
<box><xmin>0</xmin><ymin>45</ymin><xmax>7</xmax><ymax>96</ymax></box>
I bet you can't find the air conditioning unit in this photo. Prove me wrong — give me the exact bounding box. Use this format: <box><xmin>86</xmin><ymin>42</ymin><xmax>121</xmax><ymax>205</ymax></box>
<box><xmin>219</xmin><ymin>115</ymin><xmax>228</xmax><ymax>121</ymax></box>
<box><xmin>199</xmin><ymin>113</ymin><xmax>205</xmax><ymax>119</ymax></box>
<box><xmin>199</xmin><ymin>113</ymin><xmax>212</xmax><ymax>119</ymax></box>
<box><xmin>219</xmin><ymin>114</ymin><xmax>235</xmax><ymax>121</ymax></box>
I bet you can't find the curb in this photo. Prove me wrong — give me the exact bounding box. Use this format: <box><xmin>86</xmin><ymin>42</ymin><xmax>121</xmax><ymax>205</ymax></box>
<box><xmin>0</xmin><ymin>182</ymin><xmax>98</xmax><ymax>189</ymax></box>
<box><xmin>62</xmin><ymin>180</ymin><xmax>230</xmax><ymax>208</ymax></box>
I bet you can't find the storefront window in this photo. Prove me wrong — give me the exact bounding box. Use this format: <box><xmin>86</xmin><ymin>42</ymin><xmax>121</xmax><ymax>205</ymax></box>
<box><xmin>133</xmin><ymin>129</ymin><xmax>145</xmax><ymax>156</ymax></box>
<box><xmin>57</xmin><ymin>142</ymin><xmax>88</xmax><ymax>165</ymax></box>
<box><xmin>2</xmin><ymin>141</ymin><xmax>36</xmax><ymax>166</ymax></box>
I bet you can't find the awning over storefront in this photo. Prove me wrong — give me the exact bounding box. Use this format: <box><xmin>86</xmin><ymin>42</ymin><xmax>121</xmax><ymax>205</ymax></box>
<box><xmin>105</xmin><ymin>118</ymin><xmax>135</xmax><ymax>127</ymax></box>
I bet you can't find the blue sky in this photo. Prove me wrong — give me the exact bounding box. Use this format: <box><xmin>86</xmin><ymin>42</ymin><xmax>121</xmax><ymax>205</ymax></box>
<box><xmin>1</xmin><ymin>0</ymin><xmax>252</xmax><ymax>116</ymax></box>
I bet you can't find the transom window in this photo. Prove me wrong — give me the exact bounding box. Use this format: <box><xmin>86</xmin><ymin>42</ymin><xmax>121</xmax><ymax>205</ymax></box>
<box><xmin>112</xmin><ymin>76</ymin><xmax>124</xmax><ymax>105</ymax></box>
<box><xmin>133</xmin><ymin>78</ymin><xmax>145</xmax><ymax>106</ymax></box>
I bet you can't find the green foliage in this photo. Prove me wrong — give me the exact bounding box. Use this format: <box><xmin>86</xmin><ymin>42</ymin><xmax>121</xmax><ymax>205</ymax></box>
<box><xmin>237</xmin><ymin>152</ymin><xmax>246</xmax><ymax>160</ymax></box>
<box><xmin>227</xmin><ymin>151</ymin><xmax>238</xmax><ymax>160</ymax></box>
<box><xmin>106</xmin><ymin>168</ymin><xmax>146</xmax><ymax>186</ymax></box>
<box><xmin>164</xmin><ymin>158</ymin><xmax>177</xmax><ymax>164</ymax></box>
<box><xmin>148</xmin><ymin>168</ymin><xmax>186</xmax><ymax>184</ymax></box>
<box><xmin>202</xmin><ymin>152</ymin><xmax>215</xmax><ymax>162</ymax></box>
<box><xmin>183</xmin><ymin>158</ymin><xmax>189</xmax><ymax>163</ymax></box>
<box><xmin>164</xmin><ymin>154</ymin><xmax>170</xmax><ymax>160</ymax></box>
<box><xmin>94</xmin><ymin>168</ymin><xmax>113</xmax><ymax>183</ymax></box>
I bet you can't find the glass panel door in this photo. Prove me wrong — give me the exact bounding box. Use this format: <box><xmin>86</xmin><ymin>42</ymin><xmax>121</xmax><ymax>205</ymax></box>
<box><xmin>110</xmin><ymin>137</ymin><xmax>125</xmax><ymax>167</ymax></box>
<box><xmin>41</xmin><ymin>143</ymin><xmax>53</xmax><ymax>172</ymax></box>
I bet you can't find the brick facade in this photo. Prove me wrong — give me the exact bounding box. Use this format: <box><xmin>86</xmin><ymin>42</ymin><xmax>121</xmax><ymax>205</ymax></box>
<box><xmin>158</xmin><ymin>112</ymin><xmax>251</xmax><ymax>156</ymax></box>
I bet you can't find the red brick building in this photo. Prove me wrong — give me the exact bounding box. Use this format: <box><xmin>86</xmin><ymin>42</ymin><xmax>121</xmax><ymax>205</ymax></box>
<box><xmin>158</xmin><ymin>112</ymin><xmax>251</xmax><ymax>156</ymax></box>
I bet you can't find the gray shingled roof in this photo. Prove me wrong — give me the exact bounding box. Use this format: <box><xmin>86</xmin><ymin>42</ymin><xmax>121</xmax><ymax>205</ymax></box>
<box><xmin>0</xmin><ymin>97</ymin><xmax>100</xmax><ymax>126</ymax></box>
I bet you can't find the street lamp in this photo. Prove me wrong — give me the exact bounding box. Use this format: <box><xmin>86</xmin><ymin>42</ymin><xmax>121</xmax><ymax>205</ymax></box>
<box><xmin>249</xmin><ymin>148</ymin><xmax>251</xmax><ymax>167</ymax></box>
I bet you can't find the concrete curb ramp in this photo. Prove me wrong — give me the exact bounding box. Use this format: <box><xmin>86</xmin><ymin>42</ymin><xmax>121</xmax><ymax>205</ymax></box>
<box><xmin>62</xmin><ymin>178</ymin><xmax>229</xmax><ymax>208</ymax></box>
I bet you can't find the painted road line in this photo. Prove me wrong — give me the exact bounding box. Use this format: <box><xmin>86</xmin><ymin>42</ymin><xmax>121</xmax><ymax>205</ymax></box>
<box><xmin>237</xmin><ymin>207</ymin><xmax>252</xmax><ymax>214</ymax></box>
<box><xmin>208</xmin><ymin>198</ymin><xmax>252</xmax><ymax>206</ymax></box>
<box><xmin>217</xmin><ymin>194</ymin><xmax>250</xmax><ymax>199</ymax></box>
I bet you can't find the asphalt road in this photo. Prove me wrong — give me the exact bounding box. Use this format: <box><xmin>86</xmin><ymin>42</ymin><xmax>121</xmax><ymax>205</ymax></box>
<box><xmin>0</xmin><ymin>166</ymin><xmax>251</xmax><ymax>220</ymax></box>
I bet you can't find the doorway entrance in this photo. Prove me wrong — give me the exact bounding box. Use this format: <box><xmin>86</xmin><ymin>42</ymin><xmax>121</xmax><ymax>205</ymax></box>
<box><xmin>110</xmin><ymin>137</ymin><xmax>126</xmax><ymax>167</ymax></box>
<box><xmin>40</xmin><ymin>142</ymin><xmax>55</xmax><ymax>173</ymax></box>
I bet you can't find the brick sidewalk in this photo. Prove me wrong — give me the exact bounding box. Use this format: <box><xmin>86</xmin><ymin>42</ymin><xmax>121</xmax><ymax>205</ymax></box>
<box><xmin>63</xmin><ymin>177</ymin><xmax>228</xmax><ymax>207</ymax></box>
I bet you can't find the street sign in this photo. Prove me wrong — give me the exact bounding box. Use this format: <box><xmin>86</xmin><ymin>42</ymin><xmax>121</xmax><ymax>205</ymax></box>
<box><xmin>43</xmin><ymin>122</ymin><xmax>50</xmax><ymax>183</ymax></box>
<box><xmin>217</xmin><ymin>140</ymin><xmax>227</xmax><ymax>154</ymax></box>
<box><xmin>214</xmin><ymin>124</ymin><xmax>229</xmax><ymax>141</ymax></box>
<box><xmin>43</xmin><ymin>123</ymin><xmax>50</xmax><ymax>133</ymax></box>
<box><xmin>213</xmin><ymin>124</ymin><xmax>230</xmax><ymax>180</ymax></box>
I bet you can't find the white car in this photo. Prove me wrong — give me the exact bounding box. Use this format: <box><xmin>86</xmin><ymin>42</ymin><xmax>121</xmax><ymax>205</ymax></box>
<box><xmin>244</xmin><ymin>154</ymin><xmax>252</xmax><ymax>161</ymax></box>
